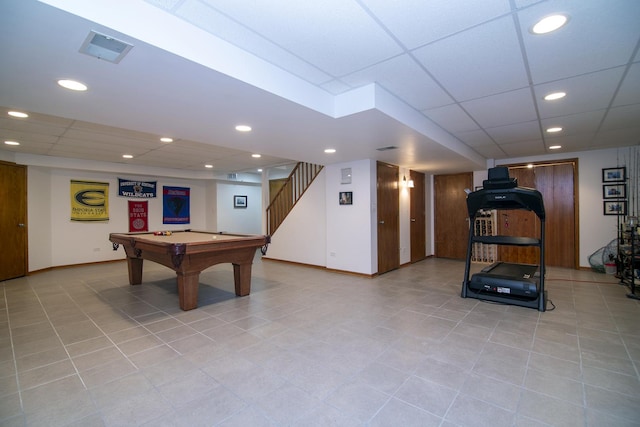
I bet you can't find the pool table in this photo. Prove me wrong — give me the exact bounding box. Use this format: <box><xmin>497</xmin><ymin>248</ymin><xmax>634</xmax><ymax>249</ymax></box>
<box><xmin>109</xmin><ymin>230</ymin><xmax>270</xmax><ymax>310</ymax></box>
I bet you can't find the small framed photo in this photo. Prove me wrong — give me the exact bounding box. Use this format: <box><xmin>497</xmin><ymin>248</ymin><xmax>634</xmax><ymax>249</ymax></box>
<box><xmin>339</xmin><ymin>191</ymin><xmax>353</xmax><ymax>205</ymax></box>
<box><xmin>234</xmin><ymin>195</ymin><xmax>247</xmax><ymax>208</ymax></box>
<box><xmin>603</xmin><ymin>200</ymin><xmax>626</xmax><ymax>216</ymax></box>
<box><xmin>603</xmin><ymin>184</ymin><xmax>626</xmax><ymax>199</ymax></box>
<box><xmin>602</xmin><ymin>167</ymin><xmax>626</xmax><ymax>183</ymax></box>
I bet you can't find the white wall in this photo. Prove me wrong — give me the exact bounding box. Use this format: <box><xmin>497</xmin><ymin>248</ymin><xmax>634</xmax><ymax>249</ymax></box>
<box><xmin>325</xmin><ymin>160</ymin><xmax>377</xmax><ymax>275</ymax></box>
<box><xmin>216</xmin><ymin>182</ymin><xmax>262</xmax><ymax>234</ymax></box>
<box><xmin>27</xmin><ymin>167</ymin><xmax>52</xmax><ymax>271</ymax></box>
<box><xmin>264</xmin><ymin>169</ymin><xmax>327</xmax><ymax>267</ymax></box>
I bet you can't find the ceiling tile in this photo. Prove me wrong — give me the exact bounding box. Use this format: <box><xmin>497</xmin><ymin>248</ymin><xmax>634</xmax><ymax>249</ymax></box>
<box><xmin>519</xmin><ymin>0</ymin><xmax>640</xmax><ymax>83</ymax></box>
<box><xmin>534</xmin><ymin>67</ymin><xmax>625</xmax><ymax>119</ymax></box>
<box><xmin>592</xmin><ymin>127</ymin><xmax>640</xmax><ymax>148</ymax></box>
<box><xmin>600</xmin><ymin>104</ymin><xmax>640</xmax><ymax>132</ymax></box>
<box><xmin>342</xmin><ymin>55</ymin><xmax>454</xmax><ymax>111</ymax></box>
<box><xmin>486</xmin><ymin>121</ymin><xmax>541</xmax><ymax>143</ymax></box>
<box><xmin>424</xmin><ymin>104</ymin><xmax>479</xmax><ymax>134</ymax></box>
<box><xmin>413</xmin><ymin>16</ymin><xmax>529</xmax><ymax>101</ymax></box>
<box><xmin>500</xmin><ymin>139</ymin><xmax>546</xmax><ymax>157</ymax></box>
<box><xmin>361</xmin><ymin>0</ymin><xmax>512</xmax><ymax>50</ymax></box>
<box><xmin>462</xmin><ymin>88</ymin><xmax>536</xmax><ymax>128</ymax></box>
<box><xmin>200</xmin><ymin>0</ymin><xmax>403</xmax><ymax>77</ymax></box>
<box><xmin>174</xmin><ymin>0</ymin><xmax>332</xmax><ymax>85</ymax></box>
<box><xmin>613</xmin><ymin>62</ymin><xmax>640</xmax><ymax>107</ymax></box>
<box><xmin>541</xmin><ymin>110</ymin><xmax>606</xmax><ymax>136</ymax></box>
<box><xmin>455</xmin><ymin>129</ymin><xmax>495</xmax><ymax>147</ymax></box>
<box><xmin>471</xmin><ymin>144</ymin><xmax>507</xmax><ymax>158</ymax></box>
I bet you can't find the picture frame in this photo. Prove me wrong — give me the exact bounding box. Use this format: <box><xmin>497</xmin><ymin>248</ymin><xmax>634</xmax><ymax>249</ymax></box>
<box><xmin>603</xmin><ymin>200</ymin><xmax>626</xmax><ymax>216</ymax></box>
<box><xmin>603</xmin><ymin>183</ymin><xmax>626</xmax><ymax>199</ymax></box>
<box><xmin>602</xmin><ymin>167</ymin><xmax>626</xmax><ymax>183</ymax></box>
<box><xmin>339</xmin><ymin>191</ymin><xmax>353</xmax><ymax>205</ymax></box>
<box><xmin>233</xmin><ymin>195</ymin><xmax>247</xmax><ymax>208</ymax></box>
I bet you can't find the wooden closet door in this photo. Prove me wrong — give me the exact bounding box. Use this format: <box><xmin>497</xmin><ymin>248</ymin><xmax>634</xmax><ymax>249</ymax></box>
<box><xmin>0</xmin><ymin>161</ymin><xmax>28</xmax><ymax>280</ymax></box>
<box><xmin>434</xmin><ymin>172</ymin><xmax>472</xmax><ymax>259</ymax></box>
<box><xmin>377</xmin><ymin>162</ymin><xmax>400</xmax><ymax>274</ymax></box>
<box><xmin>497</xmin><ymin>168</ymin><xmax>539</xmax><ymax>264</ymax></box>
<box><xmin>498</xmin><ymin>162</ymin><xmax>576</xmax><ymax>268</ymax></box>
<box><xmin>410</xmin><ymin>170</ymin><xmax>426</xmax><ymax>263</ymax></box>
<box><xmin>535</xmin><ymin>163</ymin><xmax>576</xmax><ymax>268</ymax></box>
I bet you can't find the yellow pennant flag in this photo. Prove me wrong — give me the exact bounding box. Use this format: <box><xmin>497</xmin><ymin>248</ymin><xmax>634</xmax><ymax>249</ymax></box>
<box><xmin>70</xmin><ymin>180</ymin><xmax>109</xmax><ymax>221</ymax></box>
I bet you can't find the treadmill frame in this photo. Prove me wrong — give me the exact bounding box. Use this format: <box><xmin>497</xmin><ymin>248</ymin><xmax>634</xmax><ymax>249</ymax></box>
<box><xmin>461</xmin><ymin>171</ymin><xmax>546</xmax><ymax>311</ymax></box>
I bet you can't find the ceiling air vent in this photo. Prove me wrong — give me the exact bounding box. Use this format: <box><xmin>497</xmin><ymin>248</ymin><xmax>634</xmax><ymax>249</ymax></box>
<box><xmin>376</xmin><ymin>146</ymin><xmax>398</xmax><ymax>151</ymax></box>
<box><xmin>79</xmin><ymin>31</ymin><xmax>133</xmax><ymax>64</ymax></box>
<box><xmin>227</xmin><ymin>173</ymin><xmax>238</xmax><ymax>180</ymax></box>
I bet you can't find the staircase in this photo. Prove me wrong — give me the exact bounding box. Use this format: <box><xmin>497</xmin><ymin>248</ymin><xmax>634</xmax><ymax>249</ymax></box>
<box><xmin>266</xmin><ymin>162</ymin><xmax>323</xmax><ymax>235</ymax></box>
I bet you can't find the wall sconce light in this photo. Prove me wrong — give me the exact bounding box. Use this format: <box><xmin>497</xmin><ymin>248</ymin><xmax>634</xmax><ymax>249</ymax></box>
<box><xmin>403</xmin><ymin>175</ymin><xmax>415</xmax><ymax>188</ymax></box>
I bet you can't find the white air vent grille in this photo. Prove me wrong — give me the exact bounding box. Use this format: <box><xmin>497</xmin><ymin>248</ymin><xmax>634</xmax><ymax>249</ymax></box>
<box><xmin>79</xmin><ymin>31</ymin><xmax>133</xmax><ymax>64</ymax></box>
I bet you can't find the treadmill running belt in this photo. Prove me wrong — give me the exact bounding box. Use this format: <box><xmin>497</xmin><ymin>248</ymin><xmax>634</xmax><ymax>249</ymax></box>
<box><xmin>469</xmin><ymin>262</ymin><xmax>539</xmax><ymax>299</ymax></box>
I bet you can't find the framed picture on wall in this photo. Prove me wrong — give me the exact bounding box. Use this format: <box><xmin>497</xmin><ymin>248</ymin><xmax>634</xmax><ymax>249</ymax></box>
<box><xmin>603</xmin><ymin>200</ymin><xmax>626</xmax><ymax>215</ymax></box>
<box><xmin>339</xmin><ymin>191</ymin><xmax>352</xmax><ymax>205</ymax></box>
<box><xmin>234</xmin><ymin>195</ymin><xmax>247</xmax><ymax>208</ymax></box>
<box><xmin>603</xmin><ymin>183</ymin><xmax>626</xmax><ymax>199</ymax></box>
<box><xmin>602</xmin><ymin>167</ymin><xmax>626</xmax><ymax>183</ymax></box>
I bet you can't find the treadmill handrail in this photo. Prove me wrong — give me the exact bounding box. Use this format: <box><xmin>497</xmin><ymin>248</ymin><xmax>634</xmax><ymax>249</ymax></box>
<box><xmin>471</xmin><ymin>236</ymin><xmax>541</xmax><ymax>246</ymax></box>
<box><xmin>467</xmin><ymin>186</ymin><xmax>545</xmax><ymax>219</ymax></box>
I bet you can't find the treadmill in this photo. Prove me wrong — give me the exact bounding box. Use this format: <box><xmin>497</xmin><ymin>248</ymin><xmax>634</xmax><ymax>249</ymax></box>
<box><xmin>461</xmin><ymin>167</ymin><xmax>546</xmax><ymax>311</ymax></box>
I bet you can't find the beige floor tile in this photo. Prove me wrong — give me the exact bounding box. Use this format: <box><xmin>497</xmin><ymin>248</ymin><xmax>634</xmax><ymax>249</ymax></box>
<box><xmin>1</xmin><ymin>259</ymin><xmax>638</xmax><ymax>426</ymax></box>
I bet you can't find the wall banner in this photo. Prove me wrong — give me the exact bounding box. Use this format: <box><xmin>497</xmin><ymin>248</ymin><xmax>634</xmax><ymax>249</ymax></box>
<box><xmin>128</xmin><ymin>200</ymin><xmax>149</xmax><ymax>232</ymax></box>
<box><xmin>118</xmin><ymin>178</ymin><xmax>157</xmax><ymax>198</ymax></box>
<box><xmin>70</xmin><ymin>180</ymin><xmax>109</xmax><ymax>221</ymax></box>
<box><xmin>163</xmin><ymin>186</ymin><xmax>190</xmax><ymax>224</ymax></box>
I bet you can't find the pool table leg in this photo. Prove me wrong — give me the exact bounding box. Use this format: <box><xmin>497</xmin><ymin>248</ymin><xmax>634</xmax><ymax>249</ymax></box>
<box><xmin>233</xmin><ymin>262</ymin><xmax>252</xmax><ymax>296</ymax></box>
<box><xmin>177</xmin><ymin>272</ymin><xmax>199</xmax><ymax>310</ymax></box>
<box><xmin>127</xmin><ymin>258</ymin><xmax>143</xmax><ymax>285</ymax></box>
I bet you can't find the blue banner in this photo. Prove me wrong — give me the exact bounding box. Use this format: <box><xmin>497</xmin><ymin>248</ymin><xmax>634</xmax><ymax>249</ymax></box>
<box><xmin>163</xmin><ymin>186</ymin><xmax>190</xmax><ymax>224</ymax></box>
<box><xmin>118</xmin><ymin>178</ymin><xmax>157</xmax><ymax>198</ymax></box>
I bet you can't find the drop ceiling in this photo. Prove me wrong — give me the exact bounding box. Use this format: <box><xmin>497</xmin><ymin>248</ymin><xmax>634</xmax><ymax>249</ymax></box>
<box><xmin>1</xmin><ymin>0</ymin><xmax>639</xmax><ymax>175</ymax></box>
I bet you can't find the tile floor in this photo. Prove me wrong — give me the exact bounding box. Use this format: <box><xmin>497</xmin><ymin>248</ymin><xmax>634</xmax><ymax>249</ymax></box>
<box><xmin>1</xmin><ymin>256</ymin><xmax>639</xmax><ymax>426</ymax></box>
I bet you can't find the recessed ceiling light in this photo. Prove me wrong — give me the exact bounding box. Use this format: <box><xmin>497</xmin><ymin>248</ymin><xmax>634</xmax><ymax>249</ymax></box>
<box><xmin>122</xmin><ymin>154</ymin><xmax>133</xmax><ymax>159</ymax></box>
<box><xmin>205</xmin><ymin>164</ymin><xmax>213</xmax><ymax>168</ymax></box>
<box><xmin>57</xmin><ymin>79</ymin><xmax>88</xmax><ymax>91</ymax></box>
<box><xmin>257</xmin><ymin>168</ymin><xmax>263</xmax><ymax>172</ymax></box>
<box><xmin>544</xmin><ymin>91</ymin><xmax>566</xmax><ymax>101</ymax></box>
<box><xmin>4</xmin><ymin>140</ymin><xmax>20</xmax><ymax>146</ymax></box>
<box><xmin>549</xmin><ymin>145</ymin><xmax>562</xmax><ymax>150</ymax></box>
<box><xmin>527</xmin><ymin>164</ymin><xmax>534</xmax><ymax>169</ymax></box>
<box><xmin>160</xmin><ymin>137</ymin><xmax>173</xmax><ymax>143</ymax></box>
<box><xmin>324</xmin><ymin>148</ymin><xmax>336</xmax><ymax>154</ymax></box>
<box><xmin>235</xmin><ymin>125</ymin><xmax>252</xmax><ymax>132</ymax></box>
<box><xmin>8</xmin><ymin>111</ymin><xmax>28</xmax><ymax>118</ymax></box>
<box><xmin>532</xmin><ymin>14</ymin><xmax>568</xmax><ymax>34</ymax></box>
<box><xmin>251</xmin><ymin>153</ymin><xmax>261</xmax><ymax>158</ymax></box>
<box><xmin>546</xmin><ymin>127</ymin><xmax>563</xmax><ymax>133</ymax></box>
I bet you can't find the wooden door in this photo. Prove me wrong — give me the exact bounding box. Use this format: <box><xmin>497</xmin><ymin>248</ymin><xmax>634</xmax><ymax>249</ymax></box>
<box><xmin>434</xmin><ymin>172</ymin><xmax>473</xmax><ymax>259</ymax></box>
<box><xmin>499</xmin><ymin>162</ymin><xmax>576</xmax><ymax>268</ymax></box>
<box><xmin>0</xmin><ymin>161</ymin><xmax>27</xmax><ymax>280</ymax></box>
<box><xmin>497</xmin><ymin>168</ymin><xmax>539</xmax><ymax>264</ymax></box>
<box><xmin>377</xmin><ymin>162</ymin><xmax>399</xmax><ymax>274</ymax></box>
<box><xmin>410</xmin><ymin>170</ymin><xmax>426</xmax><ymax>263</ymax></box>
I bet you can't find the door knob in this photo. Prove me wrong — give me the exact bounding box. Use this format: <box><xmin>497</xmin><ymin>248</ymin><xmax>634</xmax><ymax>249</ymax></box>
<box><xmin>379</xmin><ymin>220</ymin><xmax>385</xmax><ymax>224</ymax></box>
<box><xmin>18</xmin><ymin>223</ymin><xmax>25</xmax><ymax>227</ymax></box>
<box><xmin>410</xmin><ymin>218</ymin><xmax>416</xmax><ymax>222</ymax></box>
